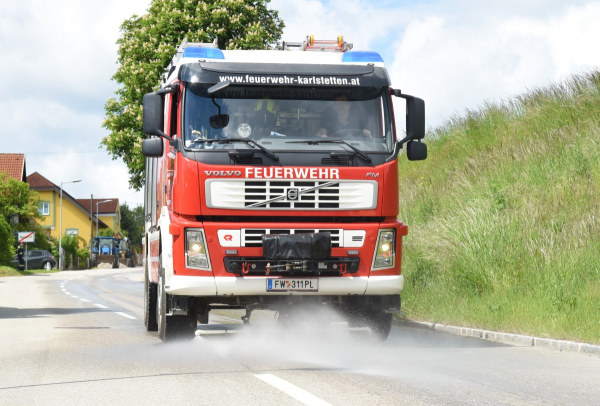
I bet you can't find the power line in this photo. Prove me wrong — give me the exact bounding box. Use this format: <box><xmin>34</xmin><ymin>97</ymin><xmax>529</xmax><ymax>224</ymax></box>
<box><xmin>21</xmin><ymin>150</ymin><xmax>106</xmax><ymax>155</ymax></box>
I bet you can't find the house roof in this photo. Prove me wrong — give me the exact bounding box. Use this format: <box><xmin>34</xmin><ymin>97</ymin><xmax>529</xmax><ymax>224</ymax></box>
<box><xmin>27</xmin><ymin>172</ymin><xmax>55</xmax><ymax>188</ymax></box>
<box><xmin>26</xmin><ymin>172</ymin><xmax>109</xmax><ymax>228</ymax></box>
<box><xmin>76</xmin><ymin>199</ymin><xmax>119</xmax><ymax>214</ymax></box>
<box><xmin>0</xmin><ymin>153</ymin><xmax>26</xmax><ymax>182</ymax></box>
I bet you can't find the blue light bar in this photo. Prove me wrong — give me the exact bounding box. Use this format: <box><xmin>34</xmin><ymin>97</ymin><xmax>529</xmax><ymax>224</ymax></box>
<box><xmin>182</xmin><ymin>47</ymin><xmax>225</xmax><ymax>59</ymax></box>
<box><xmin>342</xmin><ymin>51</ymin><xmax>384</xmax><ymax>63</ymax></box>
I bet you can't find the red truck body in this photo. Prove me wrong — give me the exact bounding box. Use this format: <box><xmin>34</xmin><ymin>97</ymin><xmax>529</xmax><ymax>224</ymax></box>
<box><xmin>141</xmin><ymin>37</ymin><xmax>426</xmax><ymax>341</ymax></box>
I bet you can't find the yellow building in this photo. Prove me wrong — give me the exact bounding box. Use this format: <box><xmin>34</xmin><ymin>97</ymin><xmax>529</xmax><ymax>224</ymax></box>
<box><xmin>27</xmin><ymin>172</ymin><xmax>112</xmax><ymax>247</ymax></box>
<box><xmin>75</xmin><ymin>198</ymin><xmax>121</xmax><ymax>234</ymax></box>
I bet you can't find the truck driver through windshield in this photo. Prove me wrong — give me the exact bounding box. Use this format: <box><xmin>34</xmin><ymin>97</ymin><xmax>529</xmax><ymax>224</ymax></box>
<box><xmin>315</xmin><ymin>92</ymin><xmax>372</xmax><ymax>138</ymax></box>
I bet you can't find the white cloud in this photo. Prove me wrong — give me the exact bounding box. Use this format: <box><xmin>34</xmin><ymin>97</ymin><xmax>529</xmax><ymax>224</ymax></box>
<box><xmin>0</xmin><ymin>0</ymin><xmax>149</xmax><ymax>207</ymax></box>
<box><xmin>271</xmin><ymin>0</ymin><xmax>399</xmax><ymax>50</ymax></box>
<box><xmin>387</xmin><ymin>2</ymin><xmax>600</xmax><ymax>127</ymax></box>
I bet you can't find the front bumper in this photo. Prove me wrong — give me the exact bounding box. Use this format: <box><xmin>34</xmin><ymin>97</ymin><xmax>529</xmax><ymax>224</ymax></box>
<box><xmin>165</xmin><ymin>274</ymin><xmax>403</xmax><ymax>296</ymax></box>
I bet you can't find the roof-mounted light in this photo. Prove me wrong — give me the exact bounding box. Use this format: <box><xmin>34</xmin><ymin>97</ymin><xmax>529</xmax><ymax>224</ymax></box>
<box><xmin>182</xmin><ymin>47</ymin><xmax>224</xmax><ymax>59</ymax></box>
<box><xmin>342</xmin><ymin>51</ymin><xmax>384</xmax><ymax>63</ymax></box>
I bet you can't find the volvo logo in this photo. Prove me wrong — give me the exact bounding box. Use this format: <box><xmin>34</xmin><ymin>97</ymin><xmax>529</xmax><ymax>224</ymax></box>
<box><xmin>287</xmin><ymin>188</ymin><xmax>299</xmax><ymax>200</ymax></box>
<box><xmin>204</xmin><ymin>170</ymin><xmax>242</xmax><ymax>177</ymax></box>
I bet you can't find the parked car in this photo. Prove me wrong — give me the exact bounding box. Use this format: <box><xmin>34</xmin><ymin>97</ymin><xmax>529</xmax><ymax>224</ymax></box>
<box><xmin>11</xmin><ymin>250</ymin><xmax>56</xmax><ymax>271</ymax></box>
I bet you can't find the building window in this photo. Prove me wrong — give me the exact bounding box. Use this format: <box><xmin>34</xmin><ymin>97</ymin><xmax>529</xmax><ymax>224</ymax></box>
<box><xmin>38</xmin><ymin>201</ymin><xmax>50</xmax><ymax>216</ymax></box>
<box><xmin>66</xmin><ymin>229</ymin><xmax>78</xmax><ymax>236</ymax></box>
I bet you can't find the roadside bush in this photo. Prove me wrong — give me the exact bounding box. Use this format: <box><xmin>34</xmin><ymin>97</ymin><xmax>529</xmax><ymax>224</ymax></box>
<box><xmin>0</xmin><ymin>217</ymin><xmax>15</xmax><ymax>265</ymax></box>
<box><xmin>52</xmin><ymin>234</ymin><xmax>80</xmax><ymax>268</ymax></box>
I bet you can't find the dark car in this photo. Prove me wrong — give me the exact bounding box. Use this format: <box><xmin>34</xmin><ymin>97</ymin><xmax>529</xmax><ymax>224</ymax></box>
<box><xmin>11</xmin><ymin>250</ymin><xmax>56</xmax><ymax>271</ymax></box>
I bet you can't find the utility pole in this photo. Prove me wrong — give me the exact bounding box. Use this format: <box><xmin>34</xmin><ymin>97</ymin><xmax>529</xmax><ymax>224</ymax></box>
<box><xmin>90</xmin><ymin>194</ymin><xmax>93</xmax><ymax>261</ymax></box>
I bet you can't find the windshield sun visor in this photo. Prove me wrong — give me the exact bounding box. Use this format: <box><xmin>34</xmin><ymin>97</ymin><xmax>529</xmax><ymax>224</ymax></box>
<box><xmin>178</xmin><ymin>63</ymin><xmax>391</xmax><ymax>88</ymax></box>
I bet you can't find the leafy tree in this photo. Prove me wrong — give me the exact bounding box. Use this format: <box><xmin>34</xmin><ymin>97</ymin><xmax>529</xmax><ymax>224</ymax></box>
<box><xmin>0</xmin><ymin>171</ymin><xmax>41</xmax><ymax>264</ymax></box>
<box><xmin>102</xmin><ymin>0</ymin><xmax>285</xmax><ymax>190</ymax></box>
<box><xmin>0</xmin><ymin>217</ymin><xmax>13</xmax><ymax>265</ymax></box>
<box><xmin>99</xmin><ymin>228</ymin><xmax>115</xmax><ymax>237</ymax></box>
<box><xmin>0</xmin><ymin>171</ymin><xmax>40</xmax><ymax>227</ymax></box>
<box><xmin>120</xmin><ymin>203</ymin><xmax>144</xmax><ymax>249</ymax></box>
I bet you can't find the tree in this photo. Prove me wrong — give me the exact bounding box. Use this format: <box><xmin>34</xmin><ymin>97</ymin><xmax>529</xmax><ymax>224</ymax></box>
<box><xmin>0</xmin><ymin>217</ymin><xmax>12</xmax><ymax>265</ymax></box>
<box><xmin>98</xmin><ymin>228</ymin><xmax>115</xmax><ymax>237</ymax></box>
<box><xmin>0</xmin><ymin>171</ymin><xmax>41</xmax><ymax>264</ymax></box>
<box><xmin>102</xmin><ymin>0</ymin><xmax>285</xmax><ymax>190</ymax></box>
<box><xmin>120</xmin><ymin>203</ymin><xmax>144</xmax><ymax>249</ymax></box>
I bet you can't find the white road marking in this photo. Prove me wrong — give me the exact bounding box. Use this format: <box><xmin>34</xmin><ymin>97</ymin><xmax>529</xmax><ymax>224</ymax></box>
<box><xmin>115</xmin><ymin>312</ymin><xmax>136</xmax><ymax>320</ymax></box>
<box><xmin>81</xmin><ymin>299</ymin><xmax>90</xmax><ymax>302</ymax></box>
<box><xmin>94</xmin><ymin>304</ymin><xmax>108</xmax><ymax>309</ymax></box>
<box><xmin>71</xmin><ymin>295</ymin><xmax>78</xmax><ymax>298</ymax></box>
<box><xmin>61</xmin><ymin>289</ymin><xmax>66</xmax><ymax>291</ymax></box>
<box><xmin>254</xmin><ymin>374</ymin><xmax>332</xmax><ymax>406</ymax></box>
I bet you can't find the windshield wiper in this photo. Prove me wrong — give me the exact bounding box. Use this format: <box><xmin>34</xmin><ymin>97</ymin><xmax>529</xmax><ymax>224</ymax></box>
<box><xmin>190</xmin><ymin>138</ymin><xmax>279</xmax><ymax>161</ymax></box>
<box><xmin>287</xmin><ymin>140</ymin><xmax>372</xmax><ymax>163</ymax></box>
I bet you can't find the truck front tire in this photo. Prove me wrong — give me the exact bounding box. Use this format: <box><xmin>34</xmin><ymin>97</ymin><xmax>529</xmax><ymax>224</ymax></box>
<box><xmin>144</xmin><ymin>264</ymin><xmax>158</xmax><ymax>332</ymax></box>
<box><xmin>157</xmin><ymin>255</ymin><xmax>197</xmax><ymax>341</ymax></box>
<box><xmin>348</xmin><ymin>310</ymin><xmax>393</xmax><ymax>342</ymax></box>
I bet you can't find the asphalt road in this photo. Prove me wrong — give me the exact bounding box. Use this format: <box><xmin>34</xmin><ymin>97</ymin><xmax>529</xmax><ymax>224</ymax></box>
<box><xmin>1</xmin><ymin>268</ymin><xmax>598</xmax><ymax>406</ymax></box>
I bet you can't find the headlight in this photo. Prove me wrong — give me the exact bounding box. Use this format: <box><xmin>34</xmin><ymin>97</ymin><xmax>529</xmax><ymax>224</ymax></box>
<box><xmin>372</xmin><ymin>229</ymin><xmax>396</xmax><ymax>270</ymax></box>
<box><xmin>186</xmin><ymin>229</ymin><xmax>211</xmax><ymax>270</ymax></box>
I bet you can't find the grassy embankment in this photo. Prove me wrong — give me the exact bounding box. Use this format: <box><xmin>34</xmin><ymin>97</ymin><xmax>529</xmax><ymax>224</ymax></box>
<box><xmin>0</xmin><ymin>265</ymin><xmax>59</xmax><ymax>277</ymax></box>
<box><xmin>398</xmin><ymin>70</ymin><xmax>600</xmax><ymax>344</ymax></box>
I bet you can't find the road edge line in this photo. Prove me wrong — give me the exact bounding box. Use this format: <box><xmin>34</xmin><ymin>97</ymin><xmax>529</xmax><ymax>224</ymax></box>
<box><xmin>394</xmin><ymin>319</ymin><xmax>600</xmax><ymax>357</ymax></box>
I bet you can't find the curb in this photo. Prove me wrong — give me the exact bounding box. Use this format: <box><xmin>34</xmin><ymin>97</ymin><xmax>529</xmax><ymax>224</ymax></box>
<box><xmin>394</xmin><ymin>319</ymin><xmax>600</xmax><ymax>356</ymax></box>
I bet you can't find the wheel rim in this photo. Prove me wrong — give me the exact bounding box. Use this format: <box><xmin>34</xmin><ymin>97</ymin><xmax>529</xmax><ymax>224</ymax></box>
<box><xmin>44</xmin><ymin>262</ymin><xmax>51</xmax><ymax>270</ymax></box>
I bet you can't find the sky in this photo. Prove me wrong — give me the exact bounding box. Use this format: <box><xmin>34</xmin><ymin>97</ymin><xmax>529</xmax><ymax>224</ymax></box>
<box><xmin>1</xmin><ymin>0</ymin><xmax>599</xmax><ymax>207</ymax></box>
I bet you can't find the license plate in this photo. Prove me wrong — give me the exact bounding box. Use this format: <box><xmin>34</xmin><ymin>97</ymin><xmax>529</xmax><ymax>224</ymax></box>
<box><xmin>267</xmin><ymin>278</ymin><xmax>318</xmax><ymax>292</ymax></box>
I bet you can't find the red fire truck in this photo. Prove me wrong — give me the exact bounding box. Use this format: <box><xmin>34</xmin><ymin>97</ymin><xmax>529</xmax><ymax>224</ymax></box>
<box><xmin>141</xmin><ymin>36</ymin><xmax>427</xmax><ymax>342</ymax></box>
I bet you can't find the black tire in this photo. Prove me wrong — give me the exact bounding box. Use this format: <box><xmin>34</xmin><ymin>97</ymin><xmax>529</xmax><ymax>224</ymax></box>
<box><xmin>144</xmin><ymin>264</ymin><xmax>158</xmax><ymax>332</ymax></box>
<box><xmin>42</xmin><ymin>261</ymin><xmax>52</xmax><ymax>271</ymax></box>
<box><xmin>157</xmin><ymin>255</ymin><xmax>197</xmax><ymax>342</ymax></box>
<box><xmin>348</xmin><ymin>310</ymin><xmax>393</xmax><ymax>342</ymax></box>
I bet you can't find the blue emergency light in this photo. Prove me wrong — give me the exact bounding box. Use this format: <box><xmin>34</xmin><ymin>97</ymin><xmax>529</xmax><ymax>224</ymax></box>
<box><xmin>342</xmin><ymin>51</ymin><xmax>384</xmax><ymax>63</ymax></box>
<box><xmin>182</xmin><ymin>47</ymin><xmax>225</xmax><ymax>59</ymax></box>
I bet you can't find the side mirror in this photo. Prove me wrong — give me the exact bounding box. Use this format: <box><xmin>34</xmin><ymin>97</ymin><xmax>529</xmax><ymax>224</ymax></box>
<box><xmin>210</xmin><ymin>114</ymin><xmax>229</xmax><ymax>129</ymax></box>
<box><xmin>392</xmin><ymin>89</ymin><xmax>425</xmax><ymax>140</ymax></box>
<box><xmin>142</xmin><ymin>93</ymin><xmax>164</xmax><ymax>137</ymax></box>
<box><xmin>406</xmin><ymin>140</ymin><xmax>427</xmax><ymax>161</ymax></box>
<box><xmin>142</xmin><ymin>137</ymin><xmax>164</xmax><ymax>158</ymax></box>
<box><xmin>406</xmin><ymin>97</ymin><xmax>425</xmax><ymax>140</ymax></box>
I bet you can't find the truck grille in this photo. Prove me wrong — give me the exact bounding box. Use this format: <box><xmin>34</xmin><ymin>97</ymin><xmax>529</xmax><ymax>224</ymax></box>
<box><xmin>206</xmin><ymin>179</ymin><xmax>377</xmax><ymax>210</ymax></box>
<box><xmin>242</xmin><ymin>228</ymin><xmax>342</xmax><ymax>247</ymax></box>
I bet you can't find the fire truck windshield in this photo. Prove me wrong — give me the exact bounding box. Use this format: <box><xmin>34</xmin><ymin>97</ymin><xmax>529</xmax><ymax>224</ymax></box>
<box><xmin>183</xmin><ymin>84</ymin><xmax>395</xmax><ymax>153</ymax></box>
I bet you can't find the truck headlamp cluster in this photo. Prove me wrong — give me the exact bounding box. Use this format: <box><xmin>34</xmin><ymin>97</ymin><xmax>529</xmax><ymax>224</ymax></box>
<box><xmin>186</xmin><ymin>229</ymin><xmax>211</xmax><ymax>270</ymax></box>
<box><xmin>372</xmin><ymin>229</ymin><xmax>395</xmax><ymax>270</ymax></box>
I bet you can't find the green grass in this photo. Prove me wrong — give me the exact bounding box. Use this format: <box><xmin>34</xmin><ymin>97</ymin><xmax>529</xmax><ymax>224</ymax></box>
<box><xmin>0</xmin><ymin>264</ymin><xmax>60</xmax><ymax>277</ymax></box>
<box><xmin>398</xmin><ymin>70</ymin><xmax>600</xmax><ymax>344</ymax></box>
